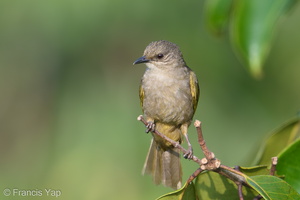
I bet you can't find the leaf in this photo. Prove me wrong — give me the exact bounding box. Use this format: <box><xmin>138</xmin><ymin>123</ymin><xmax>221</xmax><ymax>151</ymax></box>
<box><xmin>155</xmin><ymin>117</ymin><xmax>300</xmax><ymax>199</ymax></box>
<box><xmin>230</xmin><ymin>0</ymin><xmax>295</xmax><ymax>78</ymax></box>
<box><xmin>246</xmin><ymin>175</ymin><xmax>300</xmax><ymax>200</ymax></box>
<box><xmin>157</xmin><ymin>166</ymin><xmax>268</xmax><ymax>200</ymax></box>
<box><xmin>204</xmin><ymin>0</ymin><xmax>233</xmax><ymax>35</ymax></box>
<box><xmin>194</xmin><ymin>166</ymin><xmax>300</xmax><ymax>200</ymax></box>
<box><xmin>239</xmin><ymin>165</ymin><xmax>270</xmax><ymax>176</ymax></box>
<box><xmin>195</xmin><ymin>170</ymin><xmax>256</xmax><ymax>200</ymax></box>
<box><xmin>277</xmin><ymin>139</ymin><xmax>300</xmax><ymax>193</ymax></box>
<box><xmin>156</xmin><ymin>163</ymin><xmax>299</xmax><ymax>199</ymax></box>
<box><xmin>253</xmin><ymin>117</ymin><xmax>300</xmax><ymax>166</ymax></box>
<box><xmin>156</xmin><ymin>182</ymin><xmax>196</xmax><ymax>200</ymax></box>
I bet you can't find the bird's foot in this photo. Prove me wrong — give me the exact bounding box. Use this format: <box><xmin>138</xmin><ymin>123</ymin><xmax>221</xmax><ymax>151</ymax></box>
<box><xmin>145</xmin><ymin>122</ymin><xmax>155</xmax><ymax>133</ymax></box>
<box><xmin>183</xmin><ymin>146</ymin><xmax>193</xmax><ymax>160</ymax></box>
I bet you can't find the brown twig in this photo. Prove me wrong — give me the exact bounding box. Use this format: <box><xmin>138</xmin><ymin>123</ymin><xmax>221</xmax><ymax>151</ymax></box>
<box><xmin>253</xmin><ymin>157</ymin><xmax>278</xmax><ymax>200</ymax></box>
<box><xmin>137</xmin><ymin>115</ymin><xmax>203</xmax><ymax>165</ymax></box>
<box><xmin>216</xmin><ymin>165</ymin><xmax>247</xmax><ymax>185</ymax></box>
<box><xmin>186</xmin><ymin>168</ymin><xmax>204</xmax><ymax>186</ymax></box>
<box><xmin>137</xmin><ymin>115</ymin><xmax>253</xmax><ymax>198</ymax></box>
<box><xmin>270</xmin><ymin>157</ymin><xmax>278</xmax><ymax>176</ymax></box>
<box><xmin>138</xmin><ymin>115</ymin><xmax>248</xmax><ymax>181</ymax></box>
<box><xmin>194</xmin><ymin>120</ymin><xmax>215</xmax><ymax>160</ymax></box>
<box><xmin>194</xmin><ymin>120</ymin><xmax>221</xmax><ymax>171</ymax></box>
<box><xmin>137</xmin><ymin>115</ymin><xmax>282</xmax><ymax>200</ymax></box>
<box><xmin>234</xmin><ymin>166</ymin><xmax>245</xmax><ymax>200</ymax></box>
<box><xmin>138</xmin><ymin>115</ymin><xmax>247</xmax><ymax>178</ymax></box>
<box><xmin>238</xmin><ymin>183</ymin><xmax>244</xmax><ymax>200</ymax></box>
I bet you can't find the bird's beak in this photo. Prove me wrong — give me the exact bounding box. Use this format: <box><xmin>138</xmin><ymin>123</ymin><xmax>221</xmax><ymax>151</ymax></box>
<box><xmin>133</xmin><ymin>56</ymin><xmax>150</xmax><ymax>65</ymax></box>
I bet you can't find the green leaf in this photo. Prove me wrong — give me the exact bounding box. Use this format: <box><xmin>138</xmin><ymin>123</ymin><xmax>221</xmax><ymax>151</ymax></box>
<box><xmin>230</xmin><ymin>0</ymin><xmax>294</xmax><ymax>78</ymax></box>
<box><xmin>246</xmin><ymin>175</ymin><xmax>300</xmax><ymax>200</ymax></box>
<box><xmin>157</xmin><ymin>166</ymin><xmax>268</xmax><ymax>200</ymax></box>
<box><xmin>253</xmin><ymin>117</ymin><xmax>300</xmax><ymax>166</ymax></box>
<box><xmin>195</xmin><ymin>171</ymin><xmax>256</xmax><ymax>200</ymax></box>
<box><xmin>156</xmin><ymin>182</ymin><xmax>196</xmax><ymax>200</ymax></box>
<box><xmin>277</xmin><ymin>139</ymin><xmax>300</xmax><ymax>193</ymax></box>
<box><xmin>156</xmin><ymin>117</ymin><xmax>300</xmax><ymax>199</ymax></box>
<box><xmin>204</xmin><ymin>0</ymin><xmax>233</xmax><ymax>35</ymax></box>
<box><xmin>194</xmin><ymin>166</ymin><xmax>300</xmax><ymax>200</ymax></box>
<box><xmin>239</xmin><ymin>165</ymin><xmax>270</xmax><ymax>176</ymax></box>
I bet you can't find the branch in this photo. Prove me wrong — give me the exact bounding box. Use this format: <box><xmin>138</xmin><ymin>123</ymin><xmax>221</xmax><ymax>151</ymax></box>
<box><xmin>137</xmin><ymin>116</ymin><xmax>245</xmax><ymax>180</ymax></box>
<box><xmin>137</xmin><ymin>115</ymin><xmax>203</xmax><ymax>165</ymax></box>
<box><xmin>270</xmin><ymin>157</ymin><xmax>278</xmax><ymax>176</ymax></box>
<box><xmin>253</xmin><ymin>157</ymin><xmax>278</xmax><ymax>200</ymax></box>
<box><xmin>137</xmin><ymin>115</ymin><xmax>278</xmax><ymax>200</ymax></box>
<box><xmin>194</xmin><ymin>120</ymin><xmax>221</xmax><ymax>170</ymax></box>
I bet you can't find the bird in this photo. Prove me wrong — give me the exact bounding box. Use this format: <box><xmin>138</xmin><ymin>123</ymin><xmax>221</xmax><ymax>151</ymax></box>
<box><xmin>133</xmin><ymin>40</ymin><xmax>200</xmax><ymax>190</ymax></box>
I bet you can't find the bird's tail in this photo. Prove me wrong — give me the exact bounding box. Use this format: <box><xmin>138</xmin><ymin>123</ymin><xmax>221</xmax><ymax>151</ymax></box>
<box><xmin>142</xmin><ymin>136</ymin><xmax>182</xmax><ymax>190</ymax></box>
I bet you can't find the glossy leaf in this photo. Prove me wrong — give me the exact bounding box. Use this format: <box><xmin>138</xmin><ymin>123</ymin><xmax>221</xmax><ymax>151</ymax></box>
<box><xmin>204</xmin><ymin>0</ymin><xmax>233</xmax><ymax>35</ymax></box>
<box><xmin>156</xmin><ymin>117</ymin><xmax>300</xmax><ymax>199</ymax></box>
<box><xmin>253</xmin><ymin>117</ymin><xmax>300</xmax><ymax>166</ymax></box>
<box><xmin>156</xmin><ymin>182</ymin><xmax>196</xmax><ymax>200</ymax></box>
<box><xmin>157</xmin><ymin>166</ymin><xmax>269</xmax><ymax>200</ymax></box>
<box><xmin>239</xmin><ymin>165</ymin><xmax>270</xmax><ymax>176</ymax></box>
<box><xmin>194</xmin><ymin>166</ymin><xmax>272</xmax><ymax>200</ymax></box>
<box><xmin>195</xmin><ymin>170</ymin><xmax>256</xmax><ymax>200</ymax></box>
<box><xmin>246</xmin><ymin>175</ymin><xmax>300</xmax><ymax>200</ymax></box>
<box><xmin>277</xmin><ymin>139</ymin><xmax>300</xmax><ymax>193</ymax></box>
<box><xmin>230</xmin><ymin>0</ymin><xmax>294</xmax><ymax>78</ymax></box>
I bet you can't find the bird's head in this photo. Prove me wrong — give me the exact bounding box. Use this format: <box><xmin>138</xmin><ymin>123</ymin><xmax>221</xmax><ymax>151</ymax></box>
<box><xmin>133</xmin><ymin>40</ymin><xmax>185</xmax><ymax>69</ymax></box>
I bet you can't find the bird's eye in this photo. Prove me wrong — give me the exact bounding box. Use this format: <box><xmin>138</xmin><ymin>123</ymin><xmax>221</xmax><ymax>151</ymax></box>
<box><xmin>157</xmin><ymin>53</ymin><xmax>164</xmax><ymax>59</ymax></box>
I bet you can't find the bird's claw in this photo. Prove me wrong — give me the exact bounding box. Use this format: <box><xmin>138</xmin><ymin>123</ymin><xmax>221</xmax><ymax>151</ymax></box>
<box><xmin>145</xmin><ymin>122</ymin><xmax>155</xmax><ymax>133</ymax></box>
<box><xmin>183</xmin><ymin>147</ymin><xmax>193</xmax><ymax>160</ymax></box>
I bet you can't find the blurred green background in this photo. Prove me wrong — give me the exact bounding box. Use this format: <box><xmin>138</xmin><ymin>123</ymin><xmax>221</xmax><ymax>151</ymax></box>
<box><xmin>0</xmin><ymin>0</ymin><xmax>300</xmax><ymax>199</ymax></box>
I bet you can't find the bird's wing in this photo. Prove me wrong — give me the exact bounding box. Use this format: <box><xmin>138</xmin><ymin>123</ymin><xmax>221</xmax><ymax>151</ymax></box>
<box><xmin>189</xmin><ymin>71</ymin><xmax>200</xmax><ymax>112</ymax></box>
<box><xmin>139</xmin><ymin>81</ymin><xmax>145</xmax><ymax>112</ymax></box>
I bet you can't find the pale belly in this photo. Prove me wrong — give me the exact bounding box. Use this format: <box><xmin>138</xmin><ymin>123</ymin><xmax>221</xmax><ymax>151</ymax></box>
<box><xmin>142</xmin><ymin>80</ymin><xmax>194</xmax><ymax>125</ymax></box>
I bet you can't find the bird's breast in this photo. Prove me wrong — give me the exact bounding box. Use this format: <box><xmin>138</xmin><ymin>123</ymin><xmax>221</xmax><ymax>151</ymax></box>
<box><xmin>142</xmin><ymin>69</ymin><xmax>194</xmax><ymax>125</ymax></box>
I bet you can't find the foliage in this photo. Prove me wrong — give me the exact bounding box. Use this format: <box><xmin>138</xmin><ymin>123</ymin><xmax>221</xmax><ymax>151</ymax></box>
<box><xmin>0</xmin><ymin>0</ymin><xmax>299</xmax><ymax>199</ymax></box>
<box><xmin>204</xmin><ymin>0</ymin><xmax>298</xmax><ymax>78</ymax></box>
<box><xmin>153</xmin><ymin>1</ymin><xmax>300</xmax><ymax>198</ymax></box>
<box><xmin>156</xmin><ymin>117</ymin><xmax>300</xmax><ymax>199</ymax></box>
